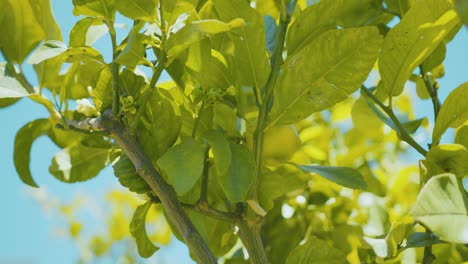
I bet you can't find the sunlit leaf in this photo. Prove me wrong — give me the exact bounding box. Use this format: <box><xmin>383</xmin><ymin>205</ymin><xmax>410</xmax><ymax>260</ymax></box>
<box><xmin>426</xmin><ymin>144</ymin><xmax>468</xmax><ymax>178</ymax></box>
<box><xmin>203</xmin><ymin>130</ymin><xmax>231</xmax><ymax>176</ymax></box>
<box><xmin>454</xmin><ymin>0</ymin><xmax>468</xmax><ymax>25</ymax></box>
<box><xmin>378</xmin><ymin>0</ymin><xmax>459</xmax><ymax>97</ymax></box>
<box><xmin>72</xmin><ymin>0</ymin><xmax>116</xmax><ymax>19</ymax></box>
<box><xmin>412</xmin><ymin>173</ymin><xmax>468</xmax><ymax>244</ymax></box>
<box><xmin>0</xmin><ymin>62</ymin><xmax>30</xmax><ymax>98</ymax></box>
<box><xmin>27</xmin><ymin>40</ymin><xmax>68</xmax><ymax>64</ymax></box>
<box><xmin>219</xmin><ymin>143</ymin><xmax>256</xmax><ymax>202</ymax></box>
<box><xmin>286</xmin><ymin>236</ymin><xmax>346</xmax><ymax>264</ymax></box>
<box><xmin>14</xmin><ymin>119</ymin><xmax>51</xmax><ymax>187</ymax></box>
<box><xmin>297</xmin><ymin>165</ymin><xmax>367</xmax><ymax>190</ymax></box>
<box><xmin>130</xmin><ymin>201</ymin><xmax>159</xmax><ymax>258</ymax></box>
<box><xmin>114</xmin><ymin>22</ymin><xmax>147</xmax><ymax>68</ymax></box>
<box><xmin>269</xmin><ymin>27</ymin><xmax>382</xmax><ymax>126</ymax></box>
<box><xmin>455</xmin><ymin>124</ymin><xmax>468</xmax><ymax>149</ymax></box>
<box><xmin>263</xmin><ymin>125</ymin><xmax>301</xmax><ymax>163</ymax></box>
<box><xmin>157</xmin><ymin>138</ymin><xmax>205</xmax><ymax>195</ymax></box>
<box><xmin>69</xmin><ymin>17</ymin><xmax>108</xmax><ymax>47</ymax></box>
<box><xmin>432</xmin><ymin>82</ymin><xmax>468</xmax><ymax>144</ymax></box>
<box><xmin>115</xmin><ymin>0</ymin><xmax>157</xmax><ymax>21</ymax></box>
<box><xmin>0</xmin><ymin>0</ymin><xmax>45</xmax><ymax>63</ymax></box>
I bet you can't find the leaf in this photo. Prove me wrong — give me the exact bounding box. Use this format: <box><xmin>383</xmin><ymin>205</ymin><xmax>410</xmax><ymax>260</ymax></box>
<box><xmin>406</xmin><ymin>232</ymin><xmax>443</xmax><ymax>248</ymax></box>
<box><xmin>203</xmin><ymin>130</ymin><xmax>231</xmax><ymax>176</ymax></box>
<box><xmin>49</xmin><ymin>141</ymin><xmax>110</xmax><ymax>183</ymax></box>
<box><xmin>92</xmin><ymin>66</ymin><xmax>113</xmax><ymax>111</ymax></box>
<box><xmin>286</xmin><ymin>236</ymin><xmax>346</xmax><ymax>264</ymax></box>
<box><xmin>432</xmin><ymin>82</ymin><xmax>468</xmax><ymax>143</ymax></box>
<box><xmin>114</xmin><ymin>23</ymin><xmax>147</xmax><ymax>68</ymax></box>
<box><xmin>426</xmin><ymin>144</ymin><xmax>468</xmax><ymax>178</ymax></box>
<box><xmin>262</xmin><ymin>125</ymin><xmax>301</xmax><ymax>163</ymax></box>
<box><xmin>27</xmin><ymin>40</ymin><xmax>68</xmax><ymax>64</ymax></box>
<box><xmin>72</xmin><ymin>0</ymin><xmax>116</xmax><ymax>19</ymax></box>
<box><xmin>269</xmin><ymin>27</ymin><xmax>382</xmax><ymax>126</ymax></box>
<box><xmin>130</xmin><ymin>201</ymin><xmax>159</xmax><ymax>258</ymax></box>
<box><xmin>378</xmin><ymin>0</ymin><xmax>460</xmax><ymax>97</ymax></box>
<box><xmin>264</xmin><ymin>15</ymin><xmax>277</xmax><ymax>55</ymax></box>
<box><xmin>455</xmin><ymin>124</ymin><xmax>468</xmax><ymax>149</ymax></box>
<box><xmin>212</xmin><ymin>0</ymin><xmax>270</xmax><ymax>95</ymax></box>
<box><xmin>69</xmin><ymin>17</ymin><xmax>108</xmax><ymax>47</ymax></box>
<box><xmin>296</xmin><ymin>165</ymin><xmax>367</xmax><ymax>190</ymax></box>
<box><xmin>411</xmin><ymin>173</ymin><xmax>468</xmax><ymax>243</ymax></box>
<box><xmin>115</xmin><ymin>0</ymin><xmax>157</xmax><ymax>21</ymax></box>
<box><xmin>113</xmin><ymin>154</ymin><xmax>151</xmax><ymax>194</ymax></box>
<box><xmin>28</xmin><ymin>0</ymin><xmax>62</xmax><ymax>40</ymax></box>
<box><xmin>454</xmin><ymin>0</ymin><xmax>468</xmax><ymax>25</ymax></box>
<box><xmin>14</xmin><ymin>119</ymin><xmax>51</xmax><ymax>187</ymax></box>
<box><xmin>219</xmin><ymin>143</ymin><xmax>256</xmax><ymax>202</ymax></box>
<box><xmin>0</xmin><ymin>62</ymin><xmax>30</xmax><ymax>98</ymax></box>
<box><xmin>166</xmin><ymin>18</ymin><xmax>245</xmax><ymax>63</ymax></box>
<box><xmin>0</xmin><ymin>0</ymin><xmax>45</xmax><ymax>63</ymax></box>
<box><xmin>157</xmin><ymin>138</ymin><xmax>205</xmax><ymax>195</ymax></box>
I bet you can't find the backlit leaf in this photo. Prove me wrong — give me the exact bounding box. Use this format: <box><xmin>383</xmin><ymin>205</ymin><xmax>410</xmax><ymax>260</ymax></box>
<box><xmin>203</xmin><ymin>130</ymin><xmax>231</xmax><ymax>176</ymax></box>
<box><xmin>27</xmin><ymin>40</ymin><xmax>68</xmax><ymax>64</ymax></box>
<box><xmin>433</xmin><ymin>82</ymin><xmax>468</xmax><ymax>144</ymax></box>
<box><xmin>286</xmin><ymin>236</ymin><xmax>346</xmax><ymax>264</ymax></box>
<box><xmin>72</xmin><ymin>0</ymin><xmax>116</xmax><ymax>19</ymax></box>
<box><xmin>426</xmin><ymin>144</ymin><xmax>468</xmax><ymax>178</ymax></box>
<box><xmin>297</xmin><ymin>165</ymin><xmax>367</xmax><ymax>190</ymax></box>
<box><xmin>411</xmin><ymin>173</ymin><xmax>468</xmax><ymax>244</ymax></box>
<box><xmin>157</xmin><ymin>138</ymin><xmax>205</xmax><ymax>195</ymax></box>
<box><xmin>0</xmin><ymin>62</ymin><xmax>30</xmax><ymax>98</ymax></box>
<box><xmin>115</xmin><ymin>0</ymin><xmax>157</xmax><ymax>21</ymax></box>
<box><xmin>270</xmin><ymin>27</ymin><xmax>382</xmax><ymax>126</ymax></box>
<box><xmin>130</xmin><ymin>201</ymin><xmax>159</xmax><ymax>258</ymax></box>
<box><xmin>455</xmin><ymin>124</ymin><xmax>468</xmax><ymax>149</ymax></box>
<box><xmin>114</xmin><ymin>23</ymin><xmax>147</xmax><ymax>68</ymax></box>
<box><xmin>69</xmin><ymin>17</ymin><xmax>108</xmax><ymax>47</ymax></box>
<box><xmin>379</xmin><ymin>0</ymin><xmax>459</xmax><ymax>97</ymax></box>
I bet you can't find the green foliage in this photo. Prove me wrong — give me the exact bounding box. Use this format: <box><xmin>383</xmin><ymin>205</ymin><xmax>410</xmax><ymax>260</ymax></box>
<box><xmin>3</xmin><ymin>0</ymin><xmax>468</xmax><ymax>262</ymax></box>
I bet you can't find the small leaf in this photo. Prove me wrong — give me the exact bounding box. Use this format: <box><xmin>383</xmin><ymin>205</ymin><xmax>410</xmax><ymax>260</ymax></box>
<box><xmin>115</xmin><ymin>0</ymin><xmax>157</xmax><ymax>21</ymax></box>
<box><xmin>296</xmin><ymin>165</ymin><xmax>367</xmax><ymax>190</ymax></box>
<box><xmin>114</xmin><ymin>22</ymin><xmax>149</xmax><ymax>68</ymax></box>
<box><xmin>166</xmin><ymin>18</ymin><xmax>245</xmax><ymax>63</ymax></box>
<box><xmin>72</xmin><ymin>0</ymin><xmax>116</xmax><ymax>19</ymax></box>
<box><xmin>14</xmin><ymin>119</ymin><xmax>51</xmax><ymax>187</ymax></box>
<box><xmin>426</xmin><ymin>144</ymin><xmax>468</xmax><ymax>178</ymax></box>
<box><xmin>49</xmin><ymin>141</ymin><xmax>110</xmax><ymax>183</ymax></box>
<box><xmin>0</xmin><ymin>62</ymin><xmax>30</xmax><ymax>98</ymax></box>
<box><xmin>286</xmin><ymin>236</ymin><xmax>346</xmax><ymax>264</ymax></box>
<box><xmin>69</xmin><ymin>17</ymin><xmax>108</xmax><ymax>47</ymax></box>
<box><xmin>219</xmin><ymin>143</ymin><xmax>256</xmax><ymax>202</ymax></box>
<box><xmin>411</xmin><ymin>173</ymin><xmax>468</xmax><ymax>244</ymax></box>
<box><xmin>269</xmin><ymin>27</ymin><xmax>382</xmax><ymax>126</ymax></box>
<box><xmin>432</xmin><ymin>82</ymin><xmax>468</xmax><ymax>144</ymax></box>
<box><xmin>378</xmin><ymin>0</ymin><xmax>459</xmax><ymax>96</ymax></box>
<box><xmin>27</xmin><ymin>40</ymin><xmax>68</xmax><ymax>64</ymax></box>
<box><xmin>113</xmin><ymin>154</ymin><xmax>151</xmax><ymax>194</ymax></box>
<box><xmin>130</xmin><ymin>201</ymin><xmax>159</xmax><ymax>258</ymax></box>
<box><xmin>157</xmin><ymin>139</ymin><xmax>205</xmax><ymax>195</ymax></box>
<box><xmin>406</xmin><ymin>232</ymin><xmax>443</xmax><ymax>248</ymax></box>
<box><xmin>203</xmin><ymin>130</ymin><xmax>231</xmax><ymax>176</ymax></box>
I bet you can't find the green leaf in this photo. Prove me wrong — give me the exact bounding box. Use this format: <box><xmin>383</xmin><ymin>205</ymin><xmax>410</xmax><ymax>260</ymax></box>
<box><xmin>455</xmin><ymin>124</ymin><xmax>468</xmax><ymax>149</ymax></box>
<box><xmin>258</xmin><ymin>166</ymin><xmax>305</xmax><ymax>211</ymax></box>
<box><xmin>432</xmin><ymin>82</ymin><xmax>468</xmax><ymax>143</ymax></box>
<box><xmin>0</xmin><ymin>97</ymin><xmax>21</xmax><ymax>108</ymax></box>
<box><xmin>402</xmin><ymin>117</ymin><xmax>427</xmax><ymax>134</ymax></box>
<box><xmin>29</xmin><ymin>0</ymin><xmax>62</xmax><ymax>40</ymax></box>
<box><xmin>92</xmin><ymin>66</ymin><xmax>113</xmax><ymax>111</ymax></box>
<box><xmin>378</xmin><ymin>0</ymin><xmax>459</xmax><ymax>97</ymax></box>
<box><xmin>72</xmin><ymin>0</ymin><xmax>116</xmax><ymax>19</ymax></box>
<box><xmin>0</xmin><ymin>0</ymin><xmax>45</xmax><ymax>63</ymax></box>
<box><xmin>14</xmin><ymin>119</ymin><xmax>51</xmax><ymax>187</ymax></box>
<box><xmin>27</xmin><ymin>40</ymin><xmax>68</xmax><ymax>64</ymax></box>
<box><xmin>454</xmin><ymin>0</ymin><xmax>468</xmax><ymax>25</ymax></box>
<box><xmin>115</xmin><ymin>0</ymin><xmax>157</xmax><ymax>21</ymax></box>
<box><xmin>0</xmin><ymin>62</ymin><xmax>30</xmax><ymax>98</ymax></box>
<box><xmin>113</xmin><ymin>154</ymin><xmax>151</xmax><ymax>194</ymax></box>
<box><xmin>269</xmin><ymin>27</ymin><xmax>382</xmax><ymax>126</ymax></box>
<box><xmin>212</xmin><ymin>0</ymin><xmax>270</xmax><ymax>95</ymax></box>
<box><xmin>406</xmin><ymin>232</ymin><xmax>443</xmax><ymax>248</ymax></box>
<box><xmin>203</xmin><ymin>130</ymin><xmax>231</xmax><ymax>176</ymax></box>
<box><xmin>130</xmin><ymin>201</ymin><xmax>159</xmax><ymax>258</ymax></box>
<box><xmin>219</xmin><ymin>143</ymin><xmax>256</xmax><ymax>202</ymax></box>
<box><xmin>384</xmin><ymin>0</ymin><xmax>413</xmax><ymax>16</ymax></box>
<box><xmin>157</xmin><ymin>138</ymin><xmax>205</xmax><ymax>195</ymax></box>
<box><xmin>296</xmin><ymin>165</ymin><xmax>367</xmax><ymax>190</ymax></box>
<box><xmin>114</xmin><ymin>23</ymin><xmax>147</xmax><ymax>68</ymax></box>
<box><xmin>49</xmin><ymin>141</ymin><xmax>110</xmax><ymax>183</ymax></box>
<box><xmin>411</xmin><ymin>173</ymin><xmax>468</xmax><ymax>244</ymax></box>
<box><xmin>69</xmin><ymin>17</ymin><xmax>108</xmax><ymax>47</ymax></box>
<box><xmin>166</xmin><ymin>18</ymin><xmax>245</xmax><ymax>63</ymax></box>
<box><xmin>286</xmin><ymin>236</ymin><xmax>346</xmax><ymax>264</ymax></box>
<box><xmin>187</xmin><ymin>211</ymin><xmax>237</xmax><ymax>256</ymax></box>
<box><xmin>426</xmin><ymin>144</ymin><xmax>468</xmax><ymax>178</ymax></box>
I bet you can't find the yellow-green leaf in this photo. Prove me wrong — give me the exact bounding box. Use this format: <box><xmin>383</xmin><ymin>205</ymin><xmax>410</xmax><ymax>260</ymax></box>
<box><xmin>115</xmin><ymin>0</ymin><xmax>157</xmax><ymax>21</ymax></box>
<box><xmin>426</xmin><ymin>144</ymin><xmax>468</xmax><ymax>178</ymax></box>
<box><xmin>0</xmin><ymin>62</ymin><xmax>30</xmax><ymax>98</ymax></box>
<box><xmin>433</xmin><ymin>82</ymin><xmax>468</xmax><ymax>144</ymax></box>
<box><xmin>286</xmin><ymin>236</ymin><xmax>346</xmax><ymax>264</ymax></box>
<box><xmin>379</xmin><ymin>0</ymin><xmax>459</xmax><ymax>97</ymax></box>
<box><xmin>297</xmin><ymin>165</ymin><xmax>367</xmax><ymax>190</ymax></box>
<box><xmin>130</xmin><ymin>201</ymin><xmax>159</xmax><ymax>258</ymax></box>
<box><xmin>72</xmin><ymin>0</ymin><xmax>116</xmax><ymax>19</ymax></box>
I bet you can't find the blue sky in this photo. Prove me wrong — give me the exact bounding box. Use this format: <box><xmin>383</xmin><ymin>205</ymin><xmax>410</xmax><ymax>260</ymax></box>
<box><xmin>1</xmin><ymin>1</ymin><xmax>467</xmax><ymax>263</ymax></box>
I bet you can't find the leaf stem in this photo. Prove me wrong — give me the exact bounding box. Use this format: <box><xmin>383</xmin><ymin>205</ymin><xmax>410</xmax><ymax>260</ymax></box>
<box><xmin>360</xmin><ymin>86</ymin><xmax>427</xmax><ymax>156</ymax></box>
<box><xmin>108</xmin><ymin>21</ymin><xmax>120</xmax><ymax>117</ymax></box>
<box><xmin>251</xmin><ymin>2</ymin><xmax>293</xmax><ymax>201</ymax></box>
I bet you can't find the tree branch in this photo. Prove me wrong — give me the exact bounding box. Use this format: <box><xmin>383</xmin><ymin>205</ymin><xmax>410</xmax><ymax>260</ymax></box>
<box><xmin>237</xmin><ymin>218</ymin><xmax>269</xmax><ymax>264</ymax></box>
<box><xmin>360</xmin><ymin>86</ymin><xmax>428</xmax><ymax>156</ymax></box>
